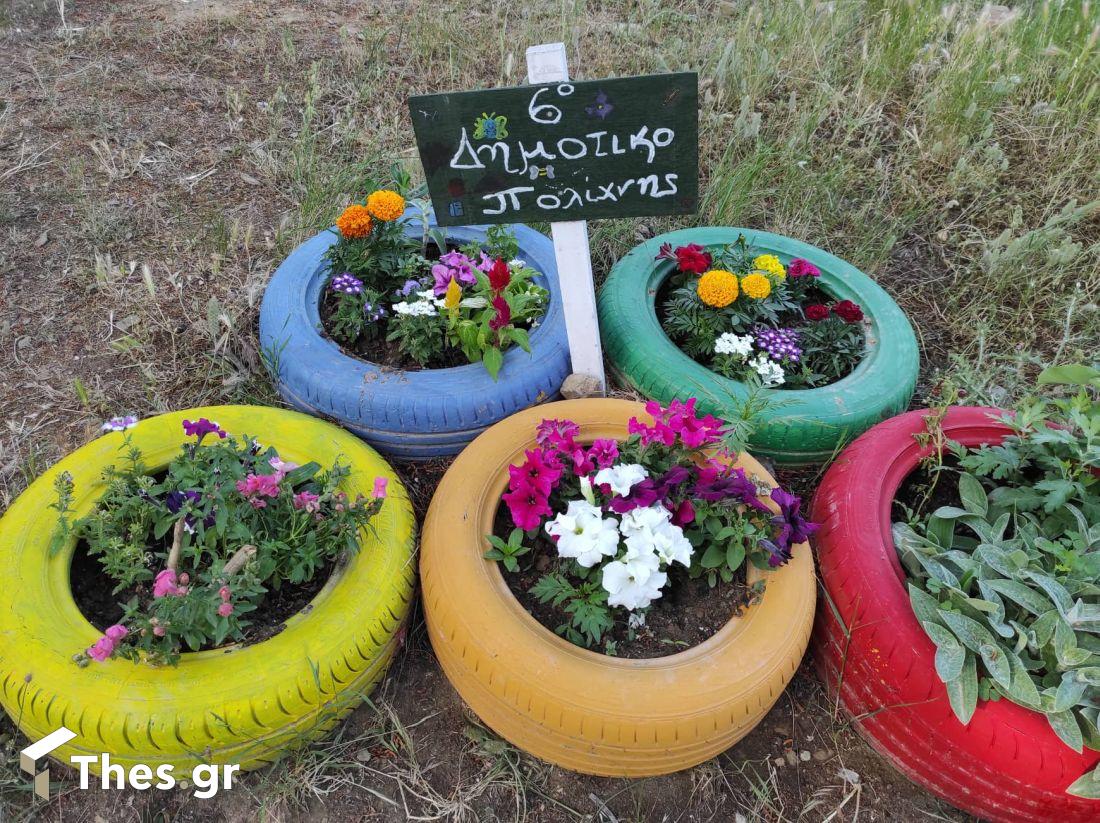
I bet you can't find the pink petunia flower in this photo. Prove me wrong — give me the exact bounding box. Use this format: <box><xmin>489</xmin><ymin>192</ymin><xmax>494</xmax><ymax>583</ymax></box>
<box><xmin>502</xmin><ymin>480</ymin><xmax>553</xmax><ymax>531</ymax></box>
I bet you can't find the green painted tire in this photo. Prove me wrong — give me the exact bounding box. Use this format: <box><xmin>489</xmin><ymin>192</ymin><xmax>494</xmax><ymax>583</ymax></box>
<box><xmin>598</xmin><ymin>227</ymin><xmax>919</xmax><ymax>465</ymax></box>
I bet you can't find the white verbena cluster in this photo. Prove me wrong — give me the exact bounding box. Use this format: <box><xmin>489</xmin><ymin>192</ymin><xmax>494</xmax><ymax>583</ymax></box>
<box><xmin>714</xmin><ymin>332</ymin><xmax>785</xmax><ymax>387</ymax></box>
<box><xmin>392</xmin><ymin>300</ymin><xmax>438</xmax><ymax>317</ymax></box>
<box><xmin>544</xmin><ymin>464</ymin><xmax>694</xmax><ymax>613</ymax></box>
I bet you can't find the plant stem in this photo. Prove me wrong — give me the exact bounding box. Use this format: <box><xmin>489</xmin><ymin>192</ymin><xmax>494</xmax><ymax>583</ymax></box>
<box><xmin>166</xmin><ymin>518</ymin><xmax>185</xmax><ymax>570</ymax></box>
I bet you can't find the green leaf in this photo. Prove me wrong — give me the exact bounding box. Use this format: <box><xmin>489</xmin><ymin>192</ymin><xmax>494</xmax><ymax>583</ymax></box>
<box><xmin>1038</xmin><ymin>364</ymin><xmax>1100</xmax><ymax>388</ymax></box>
<box><xmin>1065</xmin><ymin>767</ymin><xmax>1100</xmax><ymax>799</ymax></box>
<box><xmin>979</xmin><ymin>643</ymin><xmax>1012</xmax><ymax>691</ymax></box>
<box><xmin>958</xmin><ymin>474</ymin><xmax>988</xmax><ymax>517</ymax></box>
<box><xmin>909</xmin><ymin>584</ymin><xmax>944</xmax><ymax>626</ymax></box>
<box><xmin>1054</xmin><ymin>672</ymin><xmax>1088</xmax><ymax>712</ymax></box>
<box><xmin>1047</xmin><ymin>710</ymin><xmax>1085</xmax><ymax>753</ymax></box>
<box><xmin>926</xmin><ymin>515</ymin><xmax>955</xmax><ymax>549</ymax></box>
<box><xmin>983</xmin><ymin>578</ymin><xmax>1056</xmax><ymax>616</ymax></box>
<box><xmin>939</xmin><ymin>609</ymin><xmax>997</xmax><ymax>652</ymax></box>
<box><xmin>924</xmin><ymin>622</ymin><xmax>966</xmax><ymax>682</ymax></box>
<box><xmin>701</xmin><ymin>544</ymin><xmax>726</xmax><ymax>569</ymax></box>
<box><xmin>482</xmin><ymin>346</ymin><xmax>504</xmax><ymax>381</ymax></box>
<box><xmin>507</xmin><ymin>327</ymin><xmax>531</xmax><ymax>353</ymax></box>
<box><xmin>725</xmin><ymin>543</ymin><xmax>746</xmax><ymax>571</ymax></box>
<box><xmin>1003</xmin><ymin>651</ymin><xmax>1042</xmax><ymax>708</ymax></box>
<box><xmin>945</xmin><ymin>653</ymin><xmax>978</xmax><ymax>724</ymax></box>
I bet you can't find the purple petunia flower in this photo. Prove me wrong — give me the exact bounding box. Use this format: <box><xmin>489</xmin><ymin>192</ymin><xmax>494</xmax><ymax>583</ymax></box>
<box><xmin>765</xmin><ymin>487</ymin><xmax>818</xmax><ymax>566</ymax></box>
<box><xmin>753</xmin><ymin>327</ymin><xmax>802</xmax><ymax>363</ymax></box>
<box><xmin>432</xmin><ymin>251</ymin><xmax>479</xmax><ymax>296</ymax></box>
<box><xmin>330</xmin><ymin>272</ymin><xmax>364</xmax><ymax>295</ymax></box>
<box><xmin>165</xmin><ymin>489</ymin><xmax>202</xmax><ymax>514</ymax></box>
<box><xmin>101</xmin><ymin>415</ymin><xmax>138</xmax><ymax>432</ymax></box>
<box><xmin>182</xmin><ymin>418</ymin><xmax>226</xmax><ymax>440</ymax></box>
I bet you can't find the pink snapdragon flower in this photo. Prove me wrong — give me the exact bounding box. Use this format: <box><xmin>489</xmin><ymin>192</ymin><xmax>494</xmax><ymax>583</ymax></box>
<box><xmin>268</xmin><ymin>457</ymin><xmax>299</xmax><ymax>478</ymax></box>
<box><xmin>153</xmin><ymin>568</ymin><xmax>188</xmax><ymax>598</ymax></box>
<box><xmin>86</xmin><ymin>624</ymin><xmax>128</xmax><ymax>662</ymax></box>
<box><xmin>236</xmin><ymin>473</ymin><xmax>281</xmax><ymax>508</ymax></box>
<box><xmin>293</xmin><ymin>490</ymin><xmax>321</xmax><ymax>512</ymax></box>
<box><xmin>372</xmin><ymin>477</ymin><xmax>388</xmax><ymax>499</ymax></box>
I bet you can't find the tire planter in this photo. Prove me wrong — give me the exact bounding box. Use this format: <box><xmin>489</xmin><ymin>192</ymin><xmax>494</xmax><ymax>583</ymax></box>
<box><xmin>811</xmin><ymin>406</ymin><xmax>1100</xmax><ymax>822</ymax></box>
<box><xmin>598</xmin><ymin>227</ymin><xmax>919</xmax><ymax>465</ymax></box>
<box><xmin>259</xmin><ymin>209</ymin><xmax>570</xmax><ymax>461</ymax></box>
<box><xmin>421</xmin><ymin>398</ymin><xmax>816</xmax><ymax>776</ymax></box>
<box><xmin>0</xmin><ymin>406</ymin><xmax>417</xmax><ymax>774</ymax></box>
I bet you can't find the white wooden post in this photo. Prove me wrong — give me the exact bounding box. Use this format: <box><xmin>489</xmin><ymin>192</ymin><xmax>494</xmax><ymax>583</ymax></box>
<box><xmin>526</xmin><ymin>43</ymin><xmax>607</xmax><ymax>395</ymax></box>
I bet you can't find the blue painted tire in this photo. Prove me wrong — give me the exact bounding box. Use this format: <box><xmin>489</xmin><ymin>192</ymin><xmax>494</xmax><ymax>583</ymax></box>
<box><xmin>259</xmin><ymin>210</ymin><xmax>570</xmax><ymax>460</ymax></box>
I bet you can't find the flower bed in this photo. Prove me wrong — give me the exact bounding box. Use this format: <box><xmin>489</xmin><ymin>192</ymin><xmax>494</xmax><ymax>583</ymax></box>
<box><xmin>812</xmin><ymin>373</ymin><xmax>1100</xmax><ymax>820</ymax></box>
<box><xmin>598</xmin><ymin>227</ymin><xmax>918</xmax><ymax>465</ymax></box>
<box><xmin>259</xmin><ymin>191</ymin><xmax>570</xmax><ymax>460</ymax></box>
<box><xmin>487</xmin><ymin>399</ymin><xmax>814</xmax><ymax>658</ymax></box>
<box><xmin>421</xmin><ymin>398</ymin><xmax>816</xmax><ymax>776</ymax></box>
<box><xmin>0</xmin><ymin>406</ymin><xmax>416</xmax><ymax>773</ymax></box>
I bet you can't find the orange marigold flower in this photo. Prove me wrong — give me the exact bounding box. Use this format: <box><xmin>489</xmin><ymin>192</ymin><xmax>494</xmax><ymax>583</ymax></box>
<box><xmin>366</xmin><ymin>190</ymin><xmax>406</xmax><ymax>222</ymax></box>
<box><xmin>336</xmin><ymin>204</ymin><xmax>373</xmax><ymax>239</ymax></box>
<box><xmin>741</xmin><ymin>272</ymin><xmax>772</xmax><ymax>299</ymax></box>
<box><xmin>696</xmin><ymin>269</ymin><xmax>739</xmax><ymax>308</ymax></box>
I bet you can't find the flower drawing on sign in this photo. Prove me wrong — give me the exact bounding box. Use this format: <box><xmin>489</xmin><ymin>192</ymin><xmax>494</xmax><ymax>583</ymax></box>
<box><xmin>473</xmin><ymin>112</ymin><xmax>509</xmax><ymax>140</ymax></box>
<box><xmin>586</xmin><ymin>90</ymin><xmax>614</xmax><ymax>119</ymax></box>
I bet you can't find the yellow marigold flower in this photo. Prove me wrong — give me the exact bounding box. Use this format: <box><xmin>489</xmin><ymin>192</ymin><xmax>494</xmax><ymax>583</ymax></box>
<box><xmin>336</xmin><ymin>204</ymin><xmax>373</xmax><ymax>239</ymax></box>
<box><xmin>753</xmin><ymin>254</ymin><xmax>786</xmax><ymax>279</ymax></box>
<box><xmin>366</xmin><ymin>189</ymin><xmax>406</xmax><ymax>222</ymax></box>
<box><xmin>741</xmin><ymin>272</ymin><xmax>772</xmax><ymax>300</ymax></box>
<box><xmin>696</xmin><ymin>269</ymin><xmax>739</xmax><ymax>308</ymax></box>
<box><xmin>444</xmin><ymin>278</ymin><xmax>462</xmax><ymax>310</ymax></box>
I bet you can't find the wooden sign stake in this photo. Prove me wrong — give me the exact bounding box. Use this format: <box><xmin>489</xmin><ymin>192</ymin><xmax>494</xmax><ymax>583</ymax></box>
<box><xmin>525</xmin><ymin>42</ymin><xmax>607</xmax><ymax>396</ymax></box>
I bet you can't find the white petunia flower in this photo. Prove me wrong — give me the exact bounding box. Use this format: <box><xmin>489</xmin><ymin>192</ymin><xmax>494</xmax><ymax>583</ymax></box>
<box><xmin>392</xmin><ymin>300</ymin><xmax>438</xmax><ymax>317</ymax></box>
<box><xmin>649</xmin><ymin>520</ymin><xmax>694</xmax><ymax>567</ymax></box>
<box><xmin>545</xmin><ymin>500</ymin><xmax>621</xmax><ymax>568</ymax></box>
<box><xmin>750</xmin><ymin>353</ymin><xmax>785</xmax><ymax>387</ymax></box>
<box><xmin>715</xmin><ymin>332</ymin><xmax>754</xmax><ymax>358</ymax></box>
<box><xmin>601</xmin><ymin>560</ymin><xmax>667</xmax><ymax>611</ymax></box>
<box><xmin>619</xmin><ymin>504</ymin><xmax>672</xmax><ymax>537</ymax></box>
<box><xmin>593</xmin><ymin>463</ymin><xmax>648</xmax><ymax>496</ymax></box>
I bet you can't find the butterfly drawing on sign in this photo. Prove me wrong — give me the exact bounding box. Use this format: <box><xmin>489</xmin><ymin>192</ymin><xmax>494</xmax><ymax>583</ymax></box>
<box><xmin>473</xmin><ymin>112</ymin><xmax>509</xmax><ymax>140</ymax></box>
<box><xmin>528</xmin><ymin>165</ymin><xmax>555</xmax><ymax>180</ymax></box>
<box><xmin>585</xmin><ymin>90</ymin><xmax>614</xmax><ymax>120</ymax></box>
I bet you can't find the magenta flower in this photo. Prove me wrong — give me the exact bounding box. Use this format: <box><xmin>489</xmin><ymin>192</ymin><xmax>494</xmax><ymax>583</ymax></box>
<box><xmin>217</xmin><ymin>602</ymin><xmax>234</xmax><ymax>618</ymax></box>
<box><xmin>665</xmin><ymin>398</ymin><xmax>724</xmax><ymax>448</ymax></box>
<box><xmin>502</xmin><ymin>480</ymin><xmax>553</xmax><ymax>531</ymax></box>
<box><xmin>86</xmin><ymin>636</ymin><xmax>116</xmax><ymax>662</ymax></box>
<box><xmin>431</xmin><ymin>251</ymin><xmax>479</xmax><ymax>296</ymax></box>
<box><xmin>787</xmin><ymin>258</ymin><xmax>820</xmax><ymax>278</ymax></box>
<box><xmin>183</xmin><ymin>418</ymin><xmax>226</xmax><ymax>440</ymax></box>
<box><xmin>535</xmin><ymin>419</ymin><xmax>580</xmax><ymax>452</ymax></box>
<box><xmin>105</xmin><ymin>624</ymin><xmax>128</xmax><ymax>642</ymax></box>
<box><xmin>372</xmin><ymin>477</ymin><xmax>388</xmax><ymax>499</ymax></box>
<box><xmin>587</xmin><ymin>439</ymin><xmax>619</xmax><ymax>470</ymax></box>
<box><xmin>236</xmin><ymin>473</ymin><xmax>281</xmax><ymax>501</ymax></box>
<box><xmin>671</xmin><ymin>499</ymin><xmax>696</xmax><ymax>526</ymax></box>
<box><xmin>507</xmin><ymin>449</ymin><xmax>562</xmax><ymax>498</ymax></box>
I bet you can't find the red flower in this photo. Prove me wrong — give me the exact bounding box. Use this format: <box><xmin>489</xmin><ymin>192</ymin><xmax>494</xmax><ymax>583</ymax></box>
<box><xmin>674</xmin><ymin>243</ymin><xmax>712</xmax><ymax>274</ymax></box>
<box><xmin>489</xmin><ymin>294</ymin><xmax>511</xmax><ymax>332</ymax></box>
<box><xmin>832</xmin><ymin>300</ymin><xmax>864</xmax><ymax>323</ymax></box>
<box><xmin>788</xmin><ymin>258</ymin><xmax>821</xmax><ymax>278</ymax></box>
<box><xmin>805</xmin><ymin>303</ymin><xmax>830</xmax><ymax>321</ymax></box>
<box><xmin>488</xmin><ymin>258</ymin><xmax>511</xmax><ymax>291</ymax></box>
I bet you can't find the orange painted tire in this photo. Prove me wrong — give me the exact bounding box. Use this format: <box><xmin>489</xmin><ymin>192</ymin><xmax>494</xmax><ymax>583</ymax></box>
<box><xmin>420</xmin><ymin>398</ymin><xmax>816</xmax><ymax>776</ymax></box>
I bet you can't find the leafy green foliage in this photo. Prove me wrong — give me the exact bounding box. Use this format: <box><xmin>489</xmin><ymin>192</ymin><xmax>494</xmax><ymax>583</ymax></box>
<box><xmin>897</xmin><ymin>374</ymin><xmax>1100</xmax><ymax>795</ymax></box>
<box><xmin>483</xmin><ymin>528</ymin><xmax>531</xmax><ymax>573</ymax></box>
<box><xmin>57</xmin><ymin>430</ymin><xmax>383</xmax><ymax>665</ymax></box>
<box><xmin>530</xmin><ymin>572</ymin><xmax>614</xmax><ymax>648</ymax></box>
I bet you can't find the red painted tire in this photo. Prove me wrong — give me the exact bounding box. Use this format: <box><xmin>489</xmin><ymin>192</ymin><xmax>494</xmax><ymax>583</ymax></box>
<box><xmin>811</xmin><ymin>406</ymin><xmax>1100</xmax><ymax>822</ymax></box>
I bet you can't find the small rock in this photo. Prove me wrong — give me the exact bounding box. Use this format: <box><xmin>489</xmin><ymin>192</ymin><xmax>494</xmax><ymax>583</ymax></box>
<box><xmin>355</xmin><ymin>749</ymin><xmax>372</xmax><ymax>763</ymax></box>
<box><xmin>812</xmin><ymin>749</ymin><xmax>830</xmax><ymax>761</ymax></box>
<box><xmin>561</xmin><ymin>372</ymin><xmax>603</xmax><ymax>399</ymax></box>
<box><xmin>799</xmin><ymin>750</ymin><xmax>811</xmax><ymax>762</ymax></box>
<box><xmin>34</xmin><ymin>231</ymin><xmax>48</xmax><ymax>247</ymax></box>
<box><xmin>773</xmin><ymin>757</ymin><xmax>785</xmax><ymax>768</ymax></box>
<box><xmin>784</xmin><ymin>749</ymin><xmax>798</xmax><ymax>766</ymax></box>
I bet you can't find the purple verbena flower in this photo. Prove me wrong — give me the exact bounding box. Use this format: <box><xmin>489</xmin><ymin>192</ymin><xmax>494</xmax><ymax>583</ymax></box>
<box><xmin>101</xmin><ymin>415</ymin><xmax>138</xmax><ymax>432</ymax></box>
<box><xmin>753</xmin><ymin>327</ymin><xmax>802</xmax><ymax>363</ymax></box>
<box><xmin>330</xmin><ymin>272</ymin><xmax>364</xmax><ymax>295</ymax></box>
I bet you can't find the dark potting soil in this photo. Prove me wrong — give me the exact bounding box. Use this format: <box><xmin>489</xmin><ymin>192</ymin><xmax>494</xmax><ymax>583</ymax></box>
<box><xmin>656</xmin><ymin>277</ymin><xmax>867</xmax><ymax>388</ymax></box>
<box><xmin>70</xmin><ymin>539</ymin><xmax>336</xmax><ymax>651</ymax></box>
<box><xmin>492</xmin><ymin>507</ymin><xmax>761</xmax><ymax>659</ymax></box>
<box><xmin>889</xmin><ymin>455</ymin><xmax>965</xmax><ymax>525</ymax></box>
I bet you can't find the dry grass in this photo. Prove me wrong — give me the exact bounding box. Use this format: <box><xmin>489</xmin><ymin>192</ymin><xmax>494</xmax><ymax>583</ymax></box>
<box><xmin>1</xmin><ymin>0</ymin><xmax>1096</xmax><ymax>819</ymax></box>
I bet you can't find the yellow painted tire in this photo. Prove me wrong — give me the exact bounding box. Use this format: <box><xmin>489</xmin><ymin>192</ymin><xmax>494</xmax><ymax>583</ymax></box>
<box><xmin>0</xmin><ymin>406</ymin><xmax>416</xmax><ymax>773</ymax></box>
<box><xmin>421</xmin><ymin>399</ymin><xmax>815</xmax><ymax>776</ymax></box>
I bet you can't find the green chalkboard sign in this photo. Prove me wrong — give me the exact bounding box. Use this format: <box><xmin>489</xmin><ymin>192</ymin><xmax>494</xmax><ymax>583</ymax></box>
<box><xmin>408</xmin><ymin>72</ymin><xmax>698</xmax><ymax>226</ymax></box>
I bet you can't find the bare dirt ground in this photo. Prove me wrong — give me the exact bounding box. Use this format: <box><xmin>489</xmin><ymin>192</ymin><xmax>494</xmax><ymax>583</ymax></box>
<box><xmin>2</xmin><ymin>0</ymin><xmax>1095</xmax><ymax>820</ymax></box>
